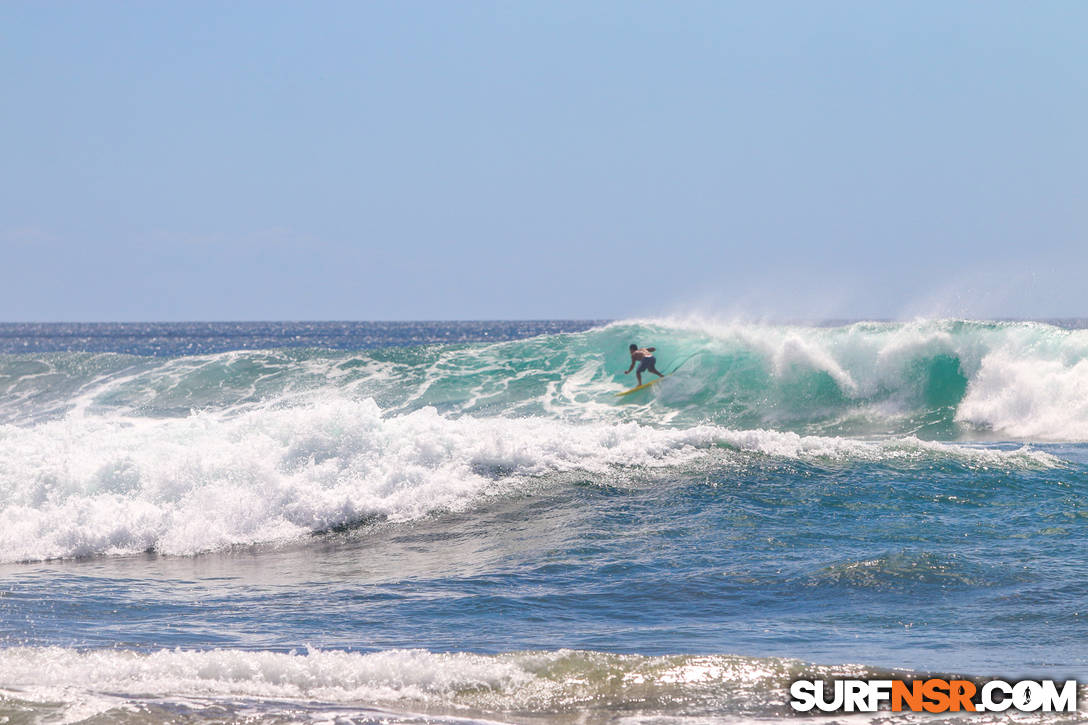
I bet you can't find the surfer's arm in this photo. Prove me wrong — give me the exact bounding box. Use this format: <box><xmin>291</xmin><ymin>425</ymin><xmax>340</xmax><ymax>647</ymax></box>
<box><xmin>624</xmin><ymin>356</ymin><xmax>635</xmax><ymax>374</ymax></box>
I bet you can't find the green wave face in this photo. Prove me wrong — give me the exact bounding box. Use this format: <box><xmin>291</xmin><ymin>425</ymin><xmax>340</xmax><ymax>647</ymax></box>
<box><xmin>3</xmin><ymin>319</ymin><xmax>1087</xmax><ymax>441</ymax></box>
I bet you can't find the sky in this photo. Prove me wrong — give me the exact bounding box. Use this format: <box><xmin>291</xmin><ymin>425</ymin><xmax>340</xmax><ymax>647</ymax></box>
<box><xmin>2</xmin><ymin>1</ymin><xmax>1085</xmax><ymax>321</ymax></box>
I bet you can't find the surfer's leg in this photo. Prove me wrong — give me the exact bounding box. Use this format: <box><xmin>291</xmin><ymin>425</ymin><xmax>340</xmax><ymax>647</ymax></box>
<box><xmin>636</xmin><ymin>372</ymin><xmax>643</xmax><ymax>386</ymax></box>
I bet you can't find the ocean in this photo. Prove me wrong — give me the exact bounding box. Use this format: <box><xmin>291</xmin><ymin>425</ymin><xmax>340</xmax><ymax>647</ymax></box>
<box><xmin>0</xmin><ymin>319</ymin><xmax>1085</xmax><ymax>724</ymax></box>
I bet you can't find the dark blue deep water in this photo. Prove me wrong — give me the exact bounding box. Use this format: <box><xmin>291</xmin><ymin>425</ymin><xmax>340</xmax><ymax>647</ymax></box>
<box><xmin>0</xmin><ymin>320</ymin><xmax>1085</xmax><ymax>723</ymax></box>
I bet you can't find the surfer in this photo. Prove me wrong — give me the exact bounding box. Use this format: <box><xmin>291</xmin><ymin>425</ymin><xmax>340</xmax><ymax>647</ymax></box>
<box><xmin>625</xmin><ymin>344</ymin><xmax>665</xmax><ymax>386</ymax></box>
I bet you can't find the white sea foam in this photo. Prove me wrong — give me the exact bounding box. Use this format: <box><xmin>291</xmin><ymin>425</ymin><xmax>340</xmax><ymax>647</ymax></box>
<box><xmin>0</xmin><ymin>397</ymin><xmax>1060</xmax><ymax>563</ymax></box>
<box><xmin>6</xmin><ymin>646</ymin><xmax>1065</xmax><ymax>724</ymax></box>
<box><xmin>0</xmin><ymin>647</ymin><xmax>529</xmax><ymax>703</ymax></box>
<box><xmin>0</xmin><ymin>646</ymin><xmax>533</xmax><ymax>723</ymax></box>
<box><xmin>0</xmin><ymin>646</ymin><xmax>869</xmax><ymax>723</ymax></box>
<box><xmin>956</xmin><ymin>351</ymin><xmax>1088</xmax><ymax>440</ymax></box>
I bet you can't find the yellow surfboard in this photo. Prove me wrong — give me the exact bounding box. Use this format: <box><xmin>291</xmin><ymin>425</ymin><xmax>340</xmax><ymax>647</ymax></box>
<box><xmin>616</xmin><ymin>375</ymin><xmax>667</xmax><ymax>396</ymax></box>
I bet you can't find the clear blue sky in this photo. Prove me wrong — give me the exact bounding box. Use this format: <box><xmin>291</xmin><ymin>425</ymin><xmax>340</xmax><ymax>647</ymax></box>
<box><xmin>2</xmin><ymin>1</ymin><xmax>1085</xmax><ymax>321</ymax></box>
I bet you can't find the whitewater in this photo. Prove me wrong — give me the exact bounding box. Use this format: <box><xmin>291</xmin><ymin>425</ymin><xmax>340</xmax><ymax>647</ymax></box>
<box><xmin>0</xmin><ymin>319</ymin><xmax>1085</xmax><ymax>724</ymax></box>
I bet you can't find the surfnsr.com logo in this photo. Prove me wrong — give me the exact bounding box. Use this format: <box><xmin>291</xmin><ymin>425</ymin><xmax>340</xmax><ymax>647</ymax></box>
<box><xmin>790</xmin><ymin>679</ymin><xmax>1078</xmax><ymax>713</ymax></box>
